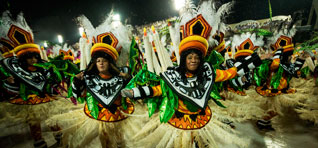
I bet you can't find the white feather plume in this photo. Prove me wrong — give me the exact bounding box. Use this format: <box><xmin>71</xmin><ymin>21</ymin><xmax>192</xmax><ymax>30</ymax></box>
<box><xmin>176</xmin><ymin>0</ymin><xmax>233</xmax><ymax>49</ymax></box>
<box><xmin>0</xmin><ymin>11</ymin><xmax>34</xmax><ymax>42</ymax></box>
<box><xmin>52</xmin><ymin>44</ymin><xmax>62</xmax><ymax>57</ymax></box>
<box><xmin>231</xmin><ymin>32</ymin><xmax>264</xmax><ymax>50</ymax></box>
<box><xmin>267</xmin><ymin>18</ymin><xmax>296</xmax><ymax>46</ymax></box>
<box><xmin>76</xmin><ymin>12</ymin><xmax>131</xmax><ymax>67</ymax></box>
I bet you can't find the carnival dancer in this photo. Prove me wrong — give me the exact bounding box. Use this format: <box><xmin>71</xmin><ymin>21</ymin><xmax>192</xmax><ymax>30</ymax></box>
<box><xmin>46</xmin><ymin>14</ymin><xmax>147</xmax><ymax>148</ymax></box>
<box><xmin>253</xmin><ymin>20</ymin><xmax>310</xmax><ymax>130</ymax></box>
<box><xmin>0</xmin><ymin>11</ymin><xmax>77</xmax><ymax>148</ymax></box>
<box><xmin>121</xmin><ymin>11</ymin><xmax>271</xmax><ymax>147</ymax></box>
<box><xmin>225</xmin><ymin>32</ymin><xmax>265</xmax><ymax>96</ymax></box>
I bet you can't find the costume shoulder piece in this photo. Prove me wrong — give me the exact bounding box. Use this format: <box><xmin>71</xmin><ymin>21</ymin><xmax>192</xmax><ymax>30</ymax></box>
<box><xmin>161</xmin><ymin>62</ymin><xmax>215</xmax><ymax>109</ymax></box>
<box><xmin>1</xmin><ymin>57</ymin><xmax>49</xmax><ymax>92</ymax></box>
<box><xmin>84</xmin><ymin>74</ymin><xmax>125</xmax><ymax>108</ymax></box>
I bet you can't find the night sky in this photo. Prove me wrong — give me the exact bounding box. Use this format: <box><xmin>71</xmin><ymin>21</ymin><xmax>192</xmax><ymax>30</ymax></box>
<box><xmin>0</xmin><ymin>0</ymin><xmax>313</xmax><ymax>46</ymax></box>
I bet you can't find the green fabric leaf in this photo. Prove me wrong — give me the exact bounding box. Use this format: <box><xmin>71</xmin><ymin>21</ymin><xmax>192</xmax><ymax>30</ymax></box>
<box><xmin>19</xmin><ymin>83</ymin><xmax>27</xmax><ymax>101</ymax></box>
<box><xmin>77</xmin><ymin>97</ymin><xmax>85</xmax><ymax>104</ymax></box>
<box><xmin>67</xmin><ymin>76</ymin><xmax>74</xmax><ymax>98</ymax></box>
<box><xmin>206</xmin><ymin>50</ymin><xmax>224</xmax><ymax>67</ymax></box>
<box><xmin>212</xmin><ymin>99</ymin><xmax>226</xmax><ymax>108</ymax></box>
<box><xmin>66</xmin><ymin>61</ymin><xmax>80</xmax><ymax>74</ymax></box>
<box><xmin>146</xmin><ymin>97</ymin><xmax>159</xmax><ymax>117</ymax></box>
<box><xmin>86</xmin><ymin>93</ymin><xmax>99</xmax><ymax>119</ymax></box>
<box><xmin>159</xmin><ymin>80</ymin><xmax>176</xmax><ymax>123</ymax></box>
<box><xmin>33</xmin><ymin>63</ymin><xmax>62</xmax><ymax>82</ymax></box>
<box><xmin>301</xmin><ymin>66</ymin><xmax>310</xmax><ymax>78</ymax></box>
<box><xmin>286</xmin><ymin>75</ymin><xmax>292</xmax><ymax>84</ymax></box>
<box><xmin>0</xmin><ymin>66</ymin><xmax>11</xmax><ymax>77</ymax></box>
<box><xmin>254</xmin><ymin>69</ymin><xmax>261</xmax><ymax>86</ymax></box>
<box><xmin>126</xmin><ymin>66</ymin><xmax>160</xmax><ymax>89</ymax></box>
<box><xmin>270</xmin><ymin>65</ymin><xmax>284</xmax><ymax>89</ymax></box>
<box><xmin>46</xmin><ymin>83</ymin><xmax>51</xmax><ymax>93</ymax></box>
<box><xmin>254</xmin><ymin>60</ymin><xmax>271</xmax><ymax>86</ymax></box>
<box><xmin>129</xmin><ymin>36</ymin><xmax>140</xmax><ymax>75</ymax></box>
<box><xmin>159</xmin><ymin>96</ymin><xmax>174</xmax><ymax>123</ymax></box>
<box><xmin>210</xmin><ymin>84</ymin><xmax>222</xmax><ymax>100</ymax></box>
<box><xmin>182</xmin><ymin>99</ymin><xmax>200</xmax><ymax>112</ymax></box>
<box><xmin>121</xmin><ymin>97</ymin><xmax>128</xmax><ymax>110</ymax></box>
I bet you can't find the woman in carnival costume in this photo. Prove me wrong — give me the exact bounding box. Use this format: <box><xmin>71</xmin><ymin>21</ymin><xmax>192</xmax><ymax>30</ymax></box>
<box><xmin>251</xmin><ymin>20</ymin><xmax>312</xmax><ymax>130</ymax></box>
<box><xmin>0</xmin><ymin>11</ymin><xmax>77</xmax><ymax>148</ymax></box>
<box><xmin>46</xmin><ymin>14</ymin><xmax>147</xmax><ymax>148</ymax></box>
<box><xmin>121</xmin><ymin>4</ymin><xmax>271</xmax><ymax>146</ymax></box>
<box><xmin>211</xmin><ymin>32</ymin><xmax>271</xmax><ymax>126</ymax></box>
<box><xmin>225</xmin><ymin>32</ymin><xmax>265</xmax><ymax>96</ymax></box>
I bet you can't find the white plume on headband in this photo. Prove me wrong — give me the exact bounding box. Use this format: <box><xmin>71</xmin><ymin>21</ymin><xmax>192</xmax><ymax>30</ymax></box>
<box><xmin>176</xmin><ymin>0</ymin><xmax>233</xmax><ymax>48</ymax></box>
<box><xmin>77</xmin><ymin>11</ymin><xmax>132</xmax><ymax>66</ymax></box>
<box><xmin>231</xmin><ymin>32</ymin><xmax>264</xmax><ymax>50</ymax></box>
<box><xmin>0</xmin><ymin>10</ymin><xmax>34</xmax><ymax>42</ymax></box>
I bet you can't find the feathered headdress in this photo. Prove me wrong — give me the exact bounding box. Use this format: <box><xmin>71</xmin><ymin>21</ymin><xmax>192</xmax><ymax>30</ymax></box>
<box><xmin>77</xmin><ymin>12</ymin><xmax>131</xmax><ymax>66</ymax></box>
<box><xmin>231</xmin><ymin>32</ymin><xmax>264</xmax><ymax>59</ymax></box>
<box><xmin>0</xmin><ymin>11</ymin><xmax>40</xmax><ymax>58</ymax></box>
<box><xmin>52</xmin><ymin>43</ymin><xmax>75</xmax><ymax>61</ymax></box>
<box><xmin>176</xmin><ymin>0</ymin><xmax>233</xmax><ymax>57</ymax></box>
<box><xmin>266</xmin><ymin>16</ymin><xmax>296</xmax><ymax>53</ymax></box>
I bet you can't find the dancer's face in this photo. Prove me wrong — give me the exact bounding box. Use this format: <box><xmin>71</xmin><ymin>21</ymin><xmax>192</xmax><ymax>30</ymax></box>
<box><xmin>26</xmin><ymin>56</ymin><xmax>38</xmax><ymax>66</ymax></box>
<box><xmin>96</xmin><ymin>57</ymin><xmax>109</xmax><ymax>73</ymax></box>
<box><xmin>186</xmin><ymin>52</ymin><xmax>200</xmax><ymax>72</ymax></box>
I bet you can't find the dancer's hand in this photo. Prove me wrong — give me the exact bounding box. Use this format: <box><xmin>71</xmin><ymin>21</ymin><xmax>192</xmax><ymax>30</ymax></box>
<box><xmin>6</xmin><ymin>76</ymin><xmax>14</xmax><ymax>83</ymax></box>
<box><xmin>75</xmin><ymin>72</ymin><xmax>84</xmax><ymax>80</ymax></box>
<box><xmin>119</xmin><ymin>72</ymin><xmax>131</xmax><ymax>79</ymax></box>
<box><xmin>121</xmin><ymin>88</ymin><xmax>134</xmax><ymax>98</ymax></box>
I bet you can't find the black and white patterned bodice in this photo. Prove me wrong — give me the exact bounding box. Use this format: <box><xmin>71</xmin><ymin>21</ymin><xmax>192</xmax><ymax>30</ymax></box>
<box><xmin>1</xmin><ymin>57</ymin><xmax>49</xmax><ymax>92</ymax></box>
<box><xmin>160</xmin><ymin>62</ymin><xmax>215</xmax><ymax>109</ymax></box>
<box><xmin>84</xmin><ymin>74</ymin><xmax>124</xmax><ymax>107</ymax></box>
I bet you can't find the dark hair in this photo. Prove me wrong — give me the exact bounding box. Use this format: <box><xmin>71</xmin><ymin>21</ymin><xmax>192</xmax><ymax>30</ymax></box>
<box><xmin>176</xmin><ymin>49</ymin><xmax>204</xmax><ymax>83</ymax></box>
<box><xmin>86</xmin><ymin>51</ymin><xmax>119</xmax><ymax>76</ymax></box>
<box><xmin>18</xmin><ymin>52</ymin><xmax>43</xmax><ymax>71</ymax></box>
